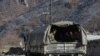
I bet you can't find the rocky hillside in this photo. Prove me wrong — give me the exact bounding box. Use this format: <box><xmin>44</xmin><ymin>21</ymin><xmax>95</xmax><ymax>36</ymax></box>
<box><xmin>0</xmin><ymin>0</ymin><xmax>100</xmax><ymax>55</ymax></box>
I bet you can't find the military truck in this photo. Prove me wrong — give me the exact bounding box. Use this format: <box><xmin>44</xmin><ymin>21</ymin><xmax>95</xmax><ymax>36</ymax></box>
<box><xmin>26</xmin><ymin>21</ymin><xmax>87</xmax><ymax>56</ymax></box>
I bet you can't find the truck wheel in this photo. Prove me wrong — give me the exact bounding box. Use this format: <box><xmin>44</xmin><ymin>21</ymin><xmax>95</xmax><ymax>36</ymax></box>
<box><xmin>44</xmin><ymin>54</ymin><xmax>53</xmax><ymax>56</ymax></box>
<box><xmin>74</xmin><ymin>54</ymin><xmax>85</xmax><ymax>56</ymax></box>
<box><xmin>25</xmin><ymin>52</ymin><xmax>33</xmax><ymax>56</ymax></box>
<box><xmin>77</xmin><ymin>54</ymin><xmax>84</xmax><ymax>56</ymax></box>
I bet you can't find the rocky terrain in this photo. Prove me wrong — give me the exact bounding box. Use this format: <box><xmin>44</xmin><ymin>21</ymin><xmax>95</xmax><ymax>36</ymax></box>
<box><xmin>0</xmin><ymin>0</ymin><xmax>100</xmax><ymax>56</ymax></box>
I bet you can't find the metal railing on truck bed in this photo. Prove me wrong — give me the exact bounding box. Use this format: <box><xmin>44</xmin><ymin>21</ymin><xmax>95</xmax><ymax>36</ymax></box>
<box><xmin>44</xmin><ymin>42</ymin><xmax>85</xmax><ymax>54</ymax></box>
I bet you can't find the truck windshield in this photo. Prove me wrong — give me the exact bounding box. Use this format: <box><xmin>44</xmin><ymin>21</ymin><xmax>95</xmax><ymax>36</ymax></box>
<box><xmin>50</xmin><ymin>24</ymin><xmax>82</xmax><ymax>42</ymax></box>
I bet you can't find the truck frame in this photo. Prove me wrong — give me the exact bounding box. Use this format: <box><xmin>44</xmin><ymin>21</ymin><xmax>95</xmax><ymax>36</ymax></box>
<box><xmin>26</xmin><ymin>21</ymin><xmax>87</xmax><ymax>56</ymax></box>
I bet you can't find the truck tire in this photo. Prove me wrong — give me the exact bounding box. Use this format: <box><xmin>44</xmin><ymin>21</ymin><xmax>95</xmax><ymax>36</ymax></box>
<box><xmin>74</xmin><ymin>54</ymin><xmax>85</xmax><ymax>56</ymax></box>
